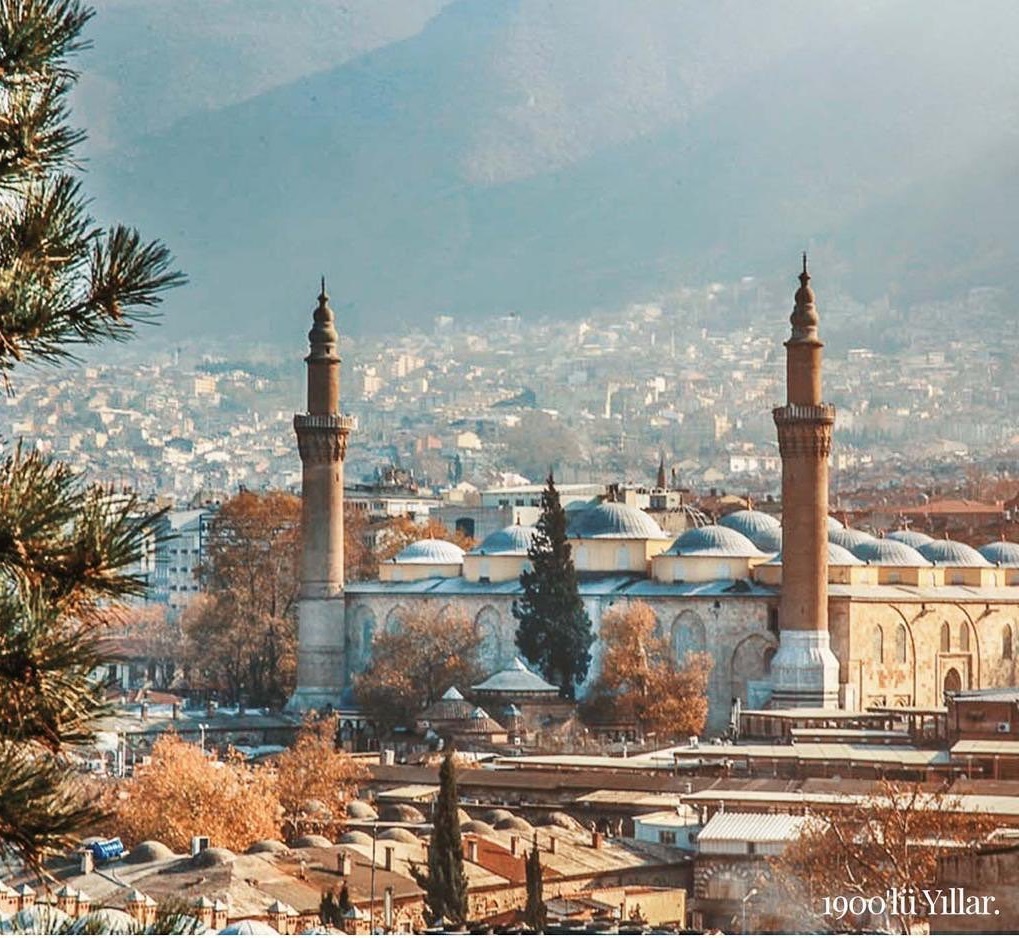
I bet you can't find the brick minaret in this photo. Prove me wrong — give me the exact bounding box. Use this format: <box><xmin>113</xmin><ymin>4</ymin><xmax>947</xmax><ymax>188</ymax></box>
<box><xmin>770</xmin><ymin>256</ymin><xmax>840</xmax><ymax>708</ymax></box>
<box><xmin>286</xmin><ymin>280</ymin><xmax>355</xmax><ymax>712</ymax></box>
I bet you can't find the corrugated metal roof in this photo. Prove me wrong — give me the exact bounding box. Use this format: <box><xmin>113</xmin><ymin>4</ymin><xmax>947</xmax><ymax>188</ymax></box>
<box><xmin>952</xmin><ymin>739</ymin><xmax>1019</xmax><ymax>755</ymax></box>
<box><xmin>698</xmin><ymin>812</ymin><xmax>808</xmax><ymax>844</ymax></box>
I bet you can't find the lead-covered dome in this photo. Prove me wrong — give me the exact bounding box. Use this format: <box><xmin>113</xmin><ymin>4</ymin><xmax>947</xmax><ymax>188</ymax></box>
<box><xmin>567</xmin><ymin>502</ymin><xmax>667</xmax><ymax>539</ymax></box>
<box><xmin>827</xmin><ymin>516</ymin><xmax>845</xmax><ymax>532</ymax></box>
<box><xmin>853</xmin><ymin>538</ymin><xmax>931</xmax><ymax>566</ymax></box>
<box><xmin>393</xmin><ymin>539</ymin><xmax>465</xmax><ymax>564</ymax></box>
<box><xmin>719</xmin><ymin>510</ymin><xmax>782</xmax><ymax>552</ymax></box>
<box><xmin>918</xmin><ymin>539</ymin><xmax>990</xmax><ymax>567</ymax></box>
<box><xmin>664</xmin><ymin>524</ymin><xmax>765</xmax><ymax>557</ymax></box>
<box><xmin>762</xmin><ymin>542</ymin><xmax>862</xmax><ymax>566</ymax></box>
<box><xmin>469</xmin><ymin>524</ymin><xmax>536</xmax><ymax>555</ymax></box>
<box><xmin>980</xmin><ymin>541</ymin><xmax>1019</xmax><ymax>565</ymax></box>
<box><xmin>886</xmin><ymin>530</ymin><xmax>935</xmax><ymax>548</ymax></box>
<box><xmin>829</xmin><ymin>527</ymin><xmax>877</xmax><ymax>552</ymax></box>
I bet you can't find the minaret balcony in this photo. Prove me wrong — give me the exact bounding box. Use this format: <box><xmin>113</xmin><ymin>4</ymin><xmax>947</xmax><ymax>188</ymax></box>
<box><xmin>293</xmin><ymin>413</ymin><xmax>357</xmax><ymax>432</ymax></box>
<box><xmin>772</xmin><ymin>403</ymin><xmax>836</xmax><ymax>425</ymax></box>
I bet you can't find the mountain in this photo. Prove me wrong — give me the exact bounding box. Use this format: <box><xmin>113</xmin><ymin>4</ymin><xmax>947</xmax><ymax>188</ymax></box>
<box><xmin>83</xmin><ymin>0</ymin><xmax>1019</xmax><ymax>340</ymax></box>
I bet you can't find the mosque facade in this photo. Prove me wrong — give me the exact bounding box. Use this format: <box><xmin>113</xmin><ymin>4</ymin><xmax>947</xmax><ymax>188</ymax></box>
<box><xmin>288</xmin><ymin>270</ymin><xmax>1019</xmax><ymax>731</ymax></box>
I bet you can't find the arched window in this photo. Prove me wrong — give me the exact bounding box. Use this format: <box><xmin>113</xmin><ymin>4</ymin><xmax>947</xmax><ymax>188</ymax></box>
<box><xmin>896</xmin><ymin>624</ymin><xmax>907</xmax><ymax>664</ymax></box>
<box><xmin>871</xmin><ymin>625</ymin><xmax>884</xmax><ymax>663</ymax></box>
<box><xmin>958</xmin><ymin>623</ymin><xmax>970</xmax><ymax>653</ymax></box>
<box><xmin>940</xmin><ymin>621</ymin><xmax>951</xmax><ymax>653</ymax></box>
<box><xmin>1004</xmin><ymin>624</ymin><xmax>1014</xmax><ymax>660</ymax></box>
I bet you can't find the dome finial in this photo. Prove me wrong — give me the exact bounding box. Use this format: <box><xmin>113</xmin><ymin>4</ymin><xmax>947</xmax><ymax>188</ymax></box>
<box><xmin>790</xmin><ymin>253</ymin><xmax>819</xmax><ymax>341</ymax></box>
<box><xmin>308</xmin><ymin>277</ymin><xmax>338</xmax><ymax>354</ymax></box>
<box><xmin>319</xmin><ymin>275</ymin><xmax>327</xmax><ymax>302</ymax></box>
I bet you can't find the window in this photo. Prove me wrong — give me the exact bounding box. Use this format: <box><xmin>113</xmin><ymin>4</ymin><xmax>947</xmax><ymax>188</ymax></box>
<box><xmin>658</xmin><ymin>830</ymin><xmax>676</xmax><ymax>845</ymax></box>
<box><xmin>959</xmin><ymin>624</ymin><xmax>970</xmax><ymax>653</ymax></box>
<box><xmin>896</xmin><ymin>624</ymin><xmax>907</xmax><ymax>664</ymax></box>
<box><xmin>871</xmin><ymin>625</ymin><xmax>884</xmax><ymax>663</ymax></box>
<box><xmin>940</xmin><ymin>622</ymin><xmax>951</xmax><ymax>653</ymax></box>
<box><xmin>1004</xmin><ymin>624</ymin><xmax>1014</xmax><ymax>660</ymax></box>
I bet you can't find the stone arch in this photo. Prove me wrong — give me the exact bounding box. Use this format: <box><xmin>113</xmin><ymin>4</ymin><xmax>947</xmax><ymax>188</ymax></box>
<box><xmin>347</xmin><ymin>605</ymin><xmax>378</xmax><ymax>674</ymax></box>
<box><xmin>384</xmin><ymin>604</ymin><xmax>407</xmax><ymax>634</ymax></box>
<box><xmin>943</xmin><ymin>667</ymin><xmax>963</xmax><ymax>699</ymax></box>
<box><xmin>474</xmin><ymin>605</ymin><xmax>506</xmax><ymax>671</ymax></box>
<box><xmin>895</xmin><ymin>624</ymin><xmax>907</xmax><ymax>664</ymax></box>
<box><xmin>871</xmin><ymin>624</ymin><xmax>884</xmax><ymax>664</ymax></box>
<box><xmin>959</xmin><ymin>622</ymin><xmax>970</xmax><ymax>652</ymax></box>
<box><xmin>940</xmin><ymin>621</ymin><xmax>951</xmax><ymax>653</ymax></box>
<box><xmin>949</xmin><ymin>603</ymin><xmax>982</xmax><ymax>686</ymax></box>
<box><xmin>670</xmin><ymin>610</ymin><xmax>707</xmax><ymax>663</ymax></box>
<box><xmin>730</xmin><ymin>633</ymin><xmax>777</xmax><ymax>707</ymax></box>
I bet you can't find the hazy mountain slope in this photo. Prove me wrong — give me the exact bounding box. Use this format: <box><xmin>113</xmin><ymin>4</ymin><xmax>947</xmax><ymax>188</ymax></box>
<box><xmin>85</xmin><ymin>0</ymin><xmax>1019</xmax><ymax>339</ymax></box>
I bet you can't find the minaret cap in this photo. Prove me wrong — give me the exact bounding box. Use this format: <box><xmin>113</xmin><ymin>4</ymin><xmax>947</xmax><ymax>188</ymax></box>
<box><xmin>308</xmin><ymin>276</ymin><xmax>339</xmax><ymax>352</ymax></box>
<box><xmin>789</xmin><ymin>252</ymin><xmax>819</xmax><ymax>341</ymax></box>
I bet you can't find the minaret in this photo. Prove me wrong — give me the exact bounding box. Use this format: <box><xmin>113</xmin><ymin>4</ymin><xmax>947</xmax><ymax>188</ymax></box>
<box><xmin>286</xmin><ymin>280</ymin><xmax>356</xmax><ymax>712</ymax></box>
<box><xmin>770</xmin><ymin>256</ymin><xmax>840</xmax><ymax>708</ymax></box>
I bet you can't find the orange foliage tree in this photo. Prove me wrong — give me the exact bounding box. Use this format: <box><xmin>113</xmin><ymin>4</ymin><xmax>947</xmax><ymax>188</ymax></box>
<box><xmin>345</xmin><ymin>512</ymin><xmax>474</xmax><ymax>582</ymax></box>
<box><xmin>353</xmin><ymin>605</ymin><xmax>484</xmax><ymax>733</ymax></box>
<box><xmin>591</xmin><ymin>601</ymin><xmax>711</xmax><ymax>739</ymax></box>
<box><xmin>769</xmin><ymin>780</ymin><xmax>997</xmax><ymax>933</ymax></box>
<box><xmin>275</xmin><ymin>714</ymin><xmax>368</xmax><ymax>839</ymax></box>
<box><xmin>111</xmin><ymin>734</ymin><xmax>281</xmax><ymax>852</ymax></box>
<box><xmin>185</xmin><ymin>490</ymin><xmax>301</xmax><ymax>708</ymax></box>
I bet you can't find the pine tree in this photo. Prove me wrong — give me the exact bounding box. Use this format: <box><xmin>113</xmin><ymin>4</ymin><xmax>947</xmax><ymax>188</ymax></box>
<box><xmin>523</xmin><ymin>842</ymin><xmax>547</xmax><ymax>932</ymax></box>
<box><xmin>513</xmin><ymin>472</ymin><xmax>593</xmax><ymax>698</ymax></box>
<box><xmin>0</xmin><ymin>0</ymin><xmax>183</xmax><ymax>870</ymax></box>
<box><xmin>411</xmin><ymin>748</ymin><xmax>469</xmax><ymax>927</ymax></box>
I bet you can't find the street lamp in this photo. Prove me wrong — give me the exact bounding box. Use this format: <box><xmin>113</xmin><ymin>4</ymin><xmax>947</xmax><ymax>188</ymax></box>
<box><xmin>198</xmin><ymin>723</ymin><xmax>208</xmax><ymax>754</ymax></box>
<box><xmin>741</xmin><ymin>887</ymin><xmax>759</xmax><ymax>934</ymax></box>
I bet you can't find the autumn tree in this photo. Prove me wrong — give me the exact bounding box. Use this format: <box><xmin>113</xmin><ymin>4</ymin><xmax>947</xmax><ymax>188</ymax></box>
<box><xmin>108</xmin><ymin>603</ymin><xmax>183</xmax><ymax>687</ymax></box>
<box><xmin>275</xmin><ymin>714</ymin><xmax>367</xmax><ymax>840</ymax></box>
<box><xmin>185</xmin><ymin>490</ymin><xmax>300</xmax><ymax>708</ymax></box>
<box><xmin>411</xmin><ymin>748</ymin><xmax>468</xmax><ymax>927</ymax></box>
<box><xmin>771</xmin><ymin>780</ymin><xmax>997</xmax><ymax>933</ymax></box>
<box><xmin>513</xmin><ymin>473</ymin><xmax>593</xmax><ymax>698</ymax></box>
<box><xmin>353</xmin><ymin>605</ymin><xmax>484</xmax><ymax>733</ymax></box>
<box><xmin>0</xmin><ymin>0</ymin><xmax>183</xmax><ymax>868</ymax></box>
<box><xmin>591</xmin><ymin>601</ymin><xmax>711</xmax><ymax>739</ymax></box>
<box><xmin>110</xmin><ymin>734</ymin><xmax>280</xmax><ymax>853</ymax></box>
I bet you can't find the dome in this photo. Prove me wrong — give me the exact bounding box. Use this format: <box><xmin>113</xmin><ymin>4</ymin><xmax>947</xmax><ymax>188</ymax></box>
<box><xmin>380</xmin><ymin>803</ymin><xmax>426</xmax><ymax>823</ymax></box>
<box><xmin>886</xmin><ymin>529</ymin><xmax>935</xmax><ymax>548</ymax></box>
<box><xmin>378</xmin><ymin>827</ymin><xmax>420</xmax><ymax>844</ymax></box>
<box><xmin>829</xmin><ymin>528</ymin><xmax>877</xmax><ymax>551</ymax></box>
<box><xmin>393</xmin><ymin>538</ymin><xmax>465</xmax><ymax>564</ymax></box>
<box><xmin>294</xmin><ymin>835</ymin><xmax>334</xmax><ymax>848</ymax></box>
<box><xmin>853</xmin><ymin>539</ymin><xmax>930</xmax><ymax>566</ymax></box>
<box><xmin>567</xmin><ymin>502</ymin><xmax>668</xmax><ymax>539</ymax></box>
<box><xmin>537</xmin><ymin>811</ymin><xmax>586</xmax><ymax>832</ymax></box>
<box><xmin>482</xmin><ymin>808</ymin><xmax>515</xmax><ymax>825</ymax></box>
<box><xmin>918</xmin><ymin>539</ymin><xmax>990</xmax><ymax>567</ymax></box>
<box><xmin>9</xmin><ymin>906</ymin><xmax>72</xmax><ymax>934</ymax></box>
<box><xmin>461</xmin><ymin>820</ymin><xmax>496</xmax><ymax>836</ymax></box>
<box><xmin>246</xmin><ymin>839</ymin><xmax>289</xmax><ymax>855</ymax></box>
<box><xmin>980</xmin><ymin>541</ymin><xmax>1019</xmax><ymax>565</ymax></box>
<box><xmin>664</xmin><ymin>524</ymin><xmax>764</xmax><ymax>557</ymax></box>
<box><xmin>337</xmin><ymin>831</ymin><xmax>373</xmax><ymax>845</ymax></box>
<box><xmin>494</xmin><ymin>815</ymin><xmax>534</xmax><ymax>833</ymax></box>
<box><xmin>125</xmin><ymin>840</ymin><xmax>177</xmax><ymax>864</ymax></box>
<box><xmin>346</xmin><ymin>800</ymin><xmax>378</xmax><ymax>820</ymax></box>
<box><xmin>220</xmin><ymin>922</ymin><xmax>280</xmax><ymax>936</ymax></box>
<box><xmin>469</xmin><ymin>524</ymin><xmax>537</xmax><ymax>556</ymax></box>
<box><xmin>719</xmin><ymin>510</ymin><xmax>782</xmax><ymax>552</ymax></box>
<box><xmin>191</xmin><ymin>846</ymin><xmax>236</xmax><ymax>868</ymax></box>
<box><xmin>764</xmin><ymin>543</ymin><xmax>862</xmax><ymax>566</ymax></box>
<box><xmin>827</xmin><ymin>516</ymin><xmax>845</xmax><ymax>532</ymax></box>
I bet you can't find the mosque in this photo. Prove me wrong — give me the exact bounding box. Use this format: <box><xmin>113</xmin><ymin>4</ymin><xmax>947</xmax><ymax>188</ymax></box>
<box><xmin>286</xmin><ymin>267</ymin><xmax>1019</xmax><ymax>732</ymax></box>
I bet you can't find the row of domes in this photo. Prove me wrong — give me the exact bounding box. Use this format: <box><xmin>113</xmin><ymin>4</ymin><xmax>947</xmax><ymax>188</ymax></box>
<box><xmin>392</xmin><ymin>503</ymin><xmax>1019</xmax><ymax>568</ymax></box>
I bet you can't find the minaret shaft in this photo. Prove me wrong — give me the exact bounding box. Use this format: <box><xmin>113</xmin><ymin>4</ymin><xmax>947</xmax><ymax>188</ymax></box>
<box><xmin>286</xmin><ymin>283</ymin><xmax>354</xmax><ymax>712</ymax></box>
<box><xmin>769</xmin><ymin>259</ymin><xmax>840</xmax><ymax>708</ymax></box>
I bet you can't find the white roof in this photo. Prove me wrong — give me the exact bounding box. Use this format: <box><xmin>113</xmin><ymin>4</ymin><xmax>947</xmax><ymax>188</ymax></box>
<box><xmin>698</xmin><ymin>812</ymin><xmax>808</xmax><ymax>844</ymax></box>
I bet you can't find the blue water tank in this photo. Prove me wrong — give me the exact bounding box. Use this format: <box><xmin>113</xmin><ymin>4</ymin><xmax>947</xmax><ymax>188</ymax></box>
<box><xmin>90</xmin><ymin>837</ymin><xmax>125</xmax><ymax>862</ymax></box>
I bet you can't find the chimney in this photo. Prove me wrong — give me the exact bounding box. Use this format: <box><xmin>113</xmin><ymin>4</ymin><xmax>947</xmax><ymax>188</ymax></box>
<box><xmin>510</xmin><ymin>834</ymin><xmax>519</xmax><ymax>856</ymax></box>
<box><xmin>172</xmin><ymin>701</ymin><xmax>181</xmax><ymax>720</ymax></box>
<box><xmin>383</xmin><ymin>845</ymin><xmax>395</xmax><ymax>872</ymax></box>
<box><xmin>465</xmin><ymin>838</ymin><xmax>478</xmax><ymax>863</ymax></box>
<box><xmin>140</xmin><ymin>701</ymin><xmax>149</xmax><ymax>721</ymax></box>
<box><xmin>80</xmin><ymin>850</ymin><xmax>94</xmax><ymax>875</ymax></box>
<box><xmin>338</xmin><ymin>851</ymin><xmax>352</xmax><ymax>875</ymax></box>
<box><xmin>548</xmin><ymin>835</ymin><xmax>557</xmax><ymax>855</ymax></box>
<box><xmin>591</xmin><ymin>830</ymin><xmax>603</xmax><ymax>850</ymax></box>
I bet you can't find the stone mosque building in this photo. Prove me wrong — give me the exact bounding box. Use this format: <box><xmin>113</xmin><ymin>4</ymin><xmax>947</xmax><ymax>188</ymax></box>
<box><xmin>287</xmin><ymin>269</ymin><xmax>1019</xmax><ymax>732</ymax></box>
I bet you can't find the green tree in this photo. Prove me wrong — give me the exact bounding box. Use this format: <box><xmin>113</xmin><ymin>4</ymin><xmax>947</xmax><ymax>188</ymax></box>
<box><xmin>523</xmin><ymin>842</ymin><xmax>547</xmax><ymax>932</ymax></box>
<box><xmin>513</xmin><ymin>473</ymin><xmax>593</xmax><ymax>698</ymax></box>
<box><xmin>411</xmin><ymin>749</ymin><xmax>469</xmax><ymax>927</ymax></box>
<box><xmin>0</xmin><ymin>0</ymin><xmax>183</xmax><ymax>870</ymax></box>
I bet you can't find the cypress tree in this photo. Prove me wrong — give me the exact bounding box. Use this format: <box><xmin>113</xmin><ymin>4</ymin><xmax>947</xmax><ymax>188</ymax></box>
<box><xmin>412</xmin><ymin>748</ymin><xmax>469</xmax><ymax>926</ymax></box>
<box><xmin>524</xmin><ymin>843</ymin><xmax>547</xmax><ymax>932</ymax></box>
<box><xmin>513</xmin><ymin>472</ymin><xmax>593</xmax><ymax>698</ymax></box>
